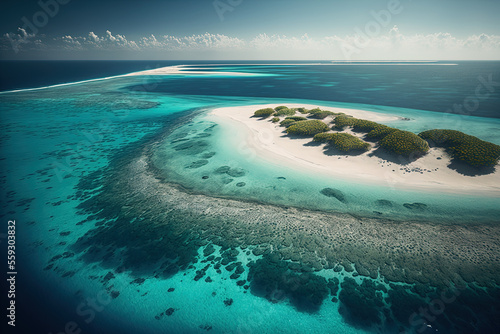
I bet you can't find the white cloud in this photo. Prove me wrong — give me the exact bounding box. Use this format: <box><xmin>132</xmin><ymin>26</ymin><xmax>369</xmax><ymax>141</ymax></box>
<box><xmin>1</xmin><ymin>28</ymin><xmax>499</xmax><ymax>59</ymax></box>
<box><xmin>250</xmin><ymin>33</ymin><xmax>323</xmax><ymax>50</ymax></box>
<box><xmin>88</xmin><ymin>31</ymin><xmax>100</xmax><ymax>43</ymax></box>
<box><xmin>158</xmin><ymin>33</ymin><xmax>245</xmax><ymax>50</ymax></box>
<box><xmin>54</xmin><ymin>30</ymin><xmax>140</xmax><ymax>51</ymax></box>
<box><xmin>1</xmin><ymin>27</ymin><xmax>38</xmax><ymax>52</ymax></box>
<box><xmin>61</xmin><ymin>35</ymin><xmax>82</xmax><ymax>50</ymax></box>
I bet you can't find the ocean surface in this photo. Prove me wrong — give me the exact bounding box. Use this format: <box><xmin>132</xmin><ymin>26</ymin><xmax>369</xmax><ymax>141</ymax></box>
<box><xmin>1</xmin><ymin>61</ymin><xmax>499</xmax><ymax>334</ymax></box>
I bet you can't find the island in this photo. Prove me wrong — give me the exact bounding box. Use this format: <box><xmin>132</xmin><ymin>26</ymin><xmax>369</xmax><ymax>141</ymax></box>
<box><xmin>209</xmin><ymin>104</ymin><xmax>500</xmax><ymax>195</ymax></box>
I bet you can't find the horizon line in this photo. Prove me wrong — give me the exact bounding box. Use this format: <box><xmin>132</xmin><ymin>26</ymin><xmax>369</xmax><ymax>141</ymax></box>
<box><xmin>1</xmin><ymin>59</ymin><xmax>500</xmax><ymax>62</ymax></box>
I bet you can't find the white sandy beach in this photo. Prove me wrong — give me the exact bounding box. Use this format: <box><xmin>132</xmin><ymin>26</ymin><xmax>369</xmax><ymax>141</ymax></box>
<box><xmin>208</xmin><ymin>104</ymin><xmax>500</xmax><ymax>196</ymax></box>
<box><xmin>126</xmin><ymin>63</ymin><xmax>458</xmax><ymax>77</ymax></box>
<box><xmin>126</xmin><ymin>65</ymin><xmax>259</xmax><ymax>77</ymax></box>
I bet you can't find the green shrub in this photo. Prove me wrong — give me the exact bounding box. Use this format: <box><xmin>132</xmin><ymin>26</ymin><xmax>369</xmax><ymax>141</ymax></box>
<box><xmin>286</xmin><ymin>120</ymin><xmax>330</xmax><ymax>136</ymax></box>
<box><xmin>309</xmin><ymin>109</ymin><xmax>335</xmax><ymax>119</ymax></box>
<box><xmin>313</xmin><ymin>132</ymin><xmax>335</xmax><ymax>143</ymax></box>
<box><xmin>333</xmin><ymin>115</ymin><xmax>383</xmax><ymax>132</ymax></box>
<box><xmin>274</xmin><ymin>108</ymin><xmax>296</xmax><ymax>116</ymax></box>
<box><xmin>297</xmin><ymin>107</ymin><xmax>308</xmax><ymax>114</ymax></box>
<box><xmin>254</xmin><ymin>108</ymin><xmax>275</xmax><ymax>118</ymax></box>
<box><xmin>366</xmin><ymin>125</ymin><xmax>399</xmax><ymax>141</ymax></box>
<box><xmin>420</xmin><ymin>129</ymin><xmax>473</xmax><ymax>147</ymax></box>
<box><xmin>275</xmin><ymin>105</ymin><xmax>289</xmax><ymax>111</ymax></box>
<box><xmin>351</xmin><ymin>119</ymin><xmax>383</xmax><ymax>132</ymax></box>
<box><xmin>333</xmin><ymin>115</ymin><xmax>356</xmax><ymax>129</ymax></box>
<box><xmin>419</xmin><ymin>129</ymin><xmax>500</xmax><ymax>167</ymax></box>
<box><xmin>280</xmin><ymin>119</ymin><xmax>298</xmax><ymax>127</ymax></box>
<box><xmin>380</xmin><ymin>130</ymin><xmax>429</xmax><ymax>157</ymax></box>
<box><xmin>328</xmin><ymin>133</ymin><xmax>371</xmax><ymax>152</ymax></box>
<box><xmin>285</xmin><ymin>116</ymin><xmax>308</xmax><ymax>121</ymax></box>
<box><xmin>313</xmin><ymin>133</ymin><xmax>371</xmax><ymax>152</ymax></box>
<box><xmin>271</xmin><ymin>117</ymin><xmax>280</xmax><ymax>123</ymax></box>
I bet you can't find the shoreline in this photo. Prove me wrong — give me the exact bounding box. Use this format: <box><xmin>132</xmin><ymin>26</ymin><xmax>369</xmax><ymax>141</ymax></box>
<box><xmin>208</xmin><ymin>104</ymin><xmax>500</xmax><ymax>196</ymax></box>
<box><xmin>125</xmin><ymin>65</ymin><xmax>261</xmax><ymax>77</ymax></box>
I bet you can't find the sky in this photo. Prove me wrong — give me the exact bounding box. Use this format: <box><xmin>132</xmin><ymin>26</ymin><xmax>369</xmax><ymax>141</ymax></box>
<box><xmin>0</xmin><ymin>0</ymin><xmax>499</xmax><ymax>60</ymax></box>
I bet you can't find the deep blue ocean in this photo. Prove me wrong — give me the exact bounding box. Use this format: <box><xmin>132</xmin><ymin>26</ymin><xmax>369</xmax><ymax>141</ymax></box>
<box><xmin>0</xmin><ymin>60</ymin><xmax>316</xmax><ymax>91</ymax></box>
<box><xmin>2</xmin><ymin>60</ymin><xmax>499</xmax><ymax>118</ymax></box>
<box><xmin>1</xmin><ymin>61</ymin><xmax>499</xmax><ymax>334</ymax></box>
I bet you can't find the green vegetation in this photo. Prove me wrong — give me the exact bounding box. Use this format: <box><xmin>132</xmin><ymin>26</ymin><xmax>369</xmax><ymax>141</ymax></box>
<box><xmin>253</xmin><ymin>108</ymin><xmax>275</xmax><ymax>118</ymax></box>
<box><xmin>274</xmin><ymin>107</ymin><xmax>296</xmax><ymax>116</ymax></box>
<box><xmin>419</xmin><ymin>129</ymin><xmax>500</xmax><ymax>167</ymax></box>
<box><xmin>280</xmin><ymin>119</ymin><xmax>298</xmax><ymax>127</ymax></box>
<box><xmin>313</xmin><ymin>133</ymin><xmax>370</xmax><ymax>152</ymax></box>
<box><xmin>366</xmin><ymin>125</ymin><xmax>399</xmax><ymax>141</ymax></box>
<box><xmin>253</xmin><ymin>107</ymin><xmax>499</xmax><ymax>168</ymax></box>
<box><xmin>284</xmin><ymin>116</ymin><xmax>308</xmax><ymax>121</ymax></box>
<box><xmin>333</xmin><ymin>115</ymin><xmax>402</xmax><ymax>144</ymax></box>
<box><xmin>286</xmin><ymin>120</ymin><xmax>330</xmax><ymax>136</ymax></box>
<box><xmin>332</xmin><ymin>115</ymin><xmax>355</xmax><ymax>129</ymax></box>
<box><xmin>309</xmin><ymin>109</ymin><xmax>336</xmax><ymax>119</ymax></box>
<box><xmin>273</xmin><ymin>105</ymin><xmax>296</xmax><ymax>116</ymax></box>
<box><xmin>352</xmin><ymin>120</ymin><xmax>383</xmax><ymax>132</ymax></box>
<box><xmin>333</xmin><ymin>115</ymin><xmax>383</xmax><ymax>132</ymax></box>
<box><xmin>312</xmin><ymin>132</ymin><xmax>335</xmax><ymax>143</ymax></box>
<box><xmin>379</xmin><ymin>130</ymin><xmax>429</xmax><ymax>157</ymax></box>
